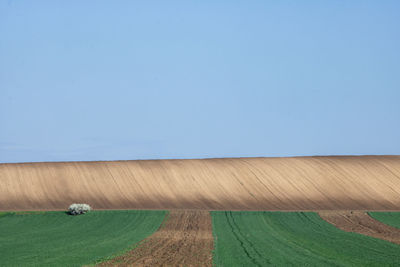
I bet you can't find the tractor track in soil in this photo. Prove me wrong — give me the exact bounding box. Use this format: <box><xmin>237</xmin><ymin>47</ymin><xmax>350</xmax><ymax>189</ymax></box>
<box><xmin>99</xmin><ymin>210</ymin><xmax>213</xmax><ymax>267</ymax></box>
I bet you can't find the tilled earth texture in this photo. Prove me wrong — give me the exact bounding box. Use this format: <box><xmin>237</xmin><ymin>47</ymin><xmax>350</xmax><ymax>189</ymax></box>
<box><xmin>99</xmin><ymin>210</ymin><xmax>213</xmax><ymax>267</ymax></box>
<box><xmin>2</xmin><ymin>156</ymin><xmax>400</xmax><ymax>211</ymax></box>
<box><xmin>319</xmin><ymin>211</ymin><xmax>400</xmax><ymax>245</ymax></box>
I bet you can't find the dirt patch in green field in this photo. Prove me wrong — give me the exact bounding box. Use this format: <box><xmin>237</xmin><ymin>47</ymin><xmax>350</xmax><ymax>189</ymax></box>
<box><xmin>100</xmin><ymin>210</ymin><xmax>213</xmax><ymax>266</ymax></box>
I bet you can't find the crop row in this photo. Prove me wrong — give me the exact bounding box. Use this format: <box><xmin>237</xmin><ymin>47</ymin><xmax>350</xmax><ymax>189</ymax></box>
<box><xmin>212</xmin><ymin>211</ymin><xmax>400</xmax><ymax>266</ymax></box>
<box><xmin>0</xmin><ymin>210</ymin><xmax>166</xmax><ymax>266</ymax></box>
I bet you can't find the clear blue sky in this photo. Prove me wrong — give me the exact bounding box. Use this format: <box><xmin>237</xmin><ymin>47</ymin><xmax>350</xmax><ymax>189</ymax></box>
<box><xmin>1</xmin><ymin>1</ymin><xmax>399</xmax><ymax>163</ymax></box>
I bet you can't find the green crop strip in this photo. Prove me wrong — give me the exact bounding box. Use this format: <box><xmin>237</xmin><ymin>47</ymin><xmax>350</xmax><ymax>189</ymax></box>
<box><xmin>223</xmin><ymin>211</ymin><xmax>265</xmax><ymax>266</ymax></box>
<box><xmin>369</xmin><ymin>212</ymin><xmax>400</xmax><ymax>229</ymax></box>
<box><xmin>0</xmin><ymin>210</ymin><xmax>166</xmax><ymax>266</ymax></box>
<box><xmin>212</xmin><ymin>211</ymin><xmax>400</xmax><ymax>266</ymax></box>
<box><xmin>0</xmin><ymin>212</ymin><xmax>10</xmax><ymax>219</ymax></box>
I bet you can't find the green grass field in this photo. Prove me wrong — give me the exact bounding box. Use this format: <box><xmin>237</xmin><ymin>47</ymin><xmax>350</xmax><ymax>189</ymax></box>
<box><xmin>211</xmin><ymin>211</ymin><xmax>400</xmax><ymax>266</ymax></box>
<box><xmin>0</xmin><ymin>210</ymin><xmax>166</xmax><ymax>266</ymax></box>
<box><xmin>369</xmin><ymin>212</ymin><xmax>400</xmax><ymax>229</ymax></box>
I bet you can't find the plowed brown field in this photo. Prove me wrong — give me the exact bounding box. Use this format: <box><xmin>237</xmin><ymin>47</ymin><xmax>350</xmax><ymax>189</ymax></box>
<box><xmin>1</xmin><ymin>156</ymin><xmax>400</xmax><ymax>210</ymax></box>
<box><xmin>99</xmin><ymin>210</ymin><xmax>213</xmax><ymax>267</ymax></box>
<box><xmin>319</xmin><ymin>211</ymin><xmax>400</xmax><ymax>244</ymax></box>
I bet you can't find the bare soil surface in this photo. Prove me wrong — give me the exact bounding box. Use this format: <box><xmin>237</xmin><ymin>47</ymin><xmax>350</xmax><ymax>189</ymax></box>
<box><xmin>99</xmin><ymin>210</ymin><xmax>213</xmax><ymax>267</ymax></box>
<box><xmin>1</xmin><ymin>156</ymin><xmax>400</xmax><ymax>210</ymax></box>
<box><xmin>319</xmin><ymin>211</ymin><xmax>400</xmax><ymax>245</ymax></box>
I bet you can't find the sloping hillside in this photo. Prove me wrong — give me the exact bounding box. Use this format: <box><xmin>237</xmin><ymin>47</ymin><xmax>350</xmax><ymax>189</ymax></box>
<box><xmin>1</xmin><ymin>156</ymin><xmax>399</xmax><ymax>211</ymax></box>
